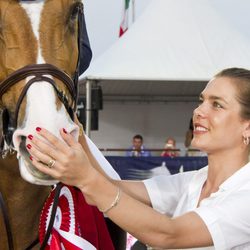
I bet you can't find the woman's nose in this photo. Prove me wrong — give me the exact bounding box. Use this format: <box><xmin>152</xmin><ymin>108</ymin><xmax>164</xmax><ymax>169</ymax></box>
<box><xmin>193</xmin><ymin>104</ymin><xmax>206</xmax><ymax>118</ymax></box>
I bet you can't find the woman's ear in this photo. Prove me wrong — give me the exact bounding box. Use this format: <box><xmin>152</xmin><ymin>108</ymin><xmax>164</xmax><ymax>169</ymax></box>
<box><xmin>243</xmin><ymin>120</ymin><xmax>250</xmax><ymax>138</ymax></box>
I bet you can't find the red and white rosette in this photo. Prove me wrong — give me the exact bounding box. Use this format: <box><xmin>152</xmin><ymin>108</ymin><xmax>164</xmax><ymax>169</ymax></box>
<box><xmin>39</xmin><ymin>185</ymin><xmax>96</xmax><ymax>250</ymax></box>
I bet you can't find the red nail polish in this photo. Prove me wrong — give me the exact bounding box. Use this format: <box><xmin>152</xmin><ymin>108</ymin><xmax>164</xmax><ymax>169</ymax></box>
<box><xmin>63</xmin><ymin>128</ymin><xmax>68</xmax><ymax>134</ymax></box>
<box><xmin>36</xmin><ymin>127</ymin><xmax>41</xmax><ymax>132</ymax></box>
<box><xmin>27</xmin><ymin>144</ymin><xmax>32</xmax><ymax>149</ymax></box>
<box><xmin>30</xmin><ymin>156</ymin><xmax>33</xmax><ymax>161</ymax></box>
<box><xmin>28</xmin><ymin>134</ymin><xmax>33</xmax><ymax>140</ymax></box>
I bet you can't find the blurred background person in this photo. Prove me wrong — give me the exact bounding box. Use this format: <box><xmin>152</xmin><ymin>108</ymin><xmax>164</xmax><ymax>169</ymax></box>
<box><xmin>126</xmin><ymin>134</ymin><xmax>151</xmax><ymax>157</ymax></box>
<box><xmin>161</xmin><ymin>137</ymin><xmax>179</xmax><ymax>157</ymax></box>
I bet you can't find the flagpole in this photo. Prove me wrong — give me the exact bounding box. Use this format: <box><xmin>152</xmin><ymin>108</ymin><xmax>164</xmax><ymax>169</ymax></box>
<box><xmin>132</xmin><ymin>0</ymin><xmax>135</xmax><ymax>23</ymax></box>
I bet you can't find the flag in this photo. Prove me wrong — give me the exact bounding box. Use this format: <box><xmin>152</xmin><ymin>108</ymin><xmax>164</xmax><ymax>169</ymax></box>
<box><xmin>119</xmin><ymin>0</ymin><xmax>130</xmax><ymax>37</ymax></box>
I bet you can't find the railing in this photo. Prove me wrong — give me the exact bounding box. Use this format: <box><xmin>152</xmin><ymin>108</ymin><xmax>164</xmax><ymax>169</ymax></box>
<box><xmin>100</xmin><ymin>148</ymin><xmax>200</xmax><ymax>152</ymax></box>
<box><xmin>100</xmin><ymin>148</ymin><xmax>204</xmax><ymax>157</ymax></box>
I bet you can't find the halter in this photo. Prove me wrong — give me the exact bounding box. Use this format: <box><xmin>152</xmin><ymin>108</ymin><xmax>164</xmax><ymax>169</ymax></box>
<box><xmin>0</xmin><ymin>2</ymin><xmax>84</xmax><ymax>249</ymax></box>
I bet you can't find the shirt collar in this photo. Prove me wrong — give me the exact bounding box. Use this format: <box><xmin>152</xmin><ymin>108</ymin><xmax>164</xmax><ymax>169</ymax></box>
<box><xmin>219</xmin><ymin>161</ymin><xmax>250</xmax><ymax>191</ymax></box>
<box><xmin>191</xmin><ymin>162</ymin><xmax>250</xmax><ymax>193</ymax></box>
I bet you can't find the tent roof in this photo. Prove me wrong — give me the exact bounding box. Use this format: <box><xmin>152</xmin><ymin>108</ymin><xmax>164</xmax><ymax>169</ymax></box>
<box><xmin>79</xmin><ymin>0</ymin><xmax>250</xmax><ymax>101</ymax></box>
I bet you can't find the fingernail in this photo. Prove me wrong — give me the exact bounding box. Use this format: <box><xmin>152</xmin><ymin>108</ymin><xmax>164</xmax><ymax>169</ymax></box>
<box><xmin>30</xmin><ymin>156</ymin><xmax>33</xmax><ymax>161</ymax></box>
<box><xmin>36</xmin><ymin>127</ymin><xmax>41</xmax><ymax>132</ymax></box>
<box><xmin>63</xmin><ymin>128</ymin><xmax>68</xmax><ymax>134</ymax></box>
<box><xmin>27</xmin><ymin>144</ymin><xmax>32</xmax><ymax>149</ymax></box>
<box><xmin>28</xmin><ymin>134</ymin><xmax>33</xmax><ymax>140</ymax></box>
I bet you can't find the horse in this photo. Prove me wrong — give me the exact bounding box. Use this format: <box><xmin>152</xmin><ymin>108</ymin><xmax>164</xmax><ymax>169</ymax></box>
<box><xmin>0</xmin><ymin>0</ymin><xmax>84</xmax><ymax>249</ymax></box>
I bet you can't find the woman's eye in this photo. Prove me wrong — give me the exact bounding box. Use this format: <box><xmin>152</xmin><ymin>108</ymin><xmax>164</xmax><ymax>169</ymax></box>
<box><xmin>197</xmin><ymin>99</ymin><xmax>203</xmax><ymax>106</ymax></box>
<box><xmin>212</xmin><ymin>101</ymin><xmax>223</xmax><ymax>109</ymax></box>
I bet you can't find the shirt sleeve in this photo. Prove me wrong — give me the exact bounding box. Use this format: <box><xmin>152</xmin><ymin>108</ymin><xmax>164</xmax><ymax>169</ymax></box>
<box><xmin>195</xmin><ymin>190</ymin><xmax>250</xmax><ymax>249</ymax></box>
<box><xmin>143</xmin><ymin>171</ymin><xmax>196</xmax><ymax>216</ymax></box>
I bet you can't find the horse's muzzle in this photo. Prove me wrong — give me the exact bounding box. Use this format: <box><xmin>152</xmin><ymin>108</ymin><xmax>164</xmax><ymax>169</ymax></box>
<box><xmin>14</xmin><ymin>123</ymin><xmax>79</xmax><ymax>185</ymax></box>
<box><xmin>18</xmin><ymin>136</ymin><xmax>59</xmax><ymax>185</ymax></box>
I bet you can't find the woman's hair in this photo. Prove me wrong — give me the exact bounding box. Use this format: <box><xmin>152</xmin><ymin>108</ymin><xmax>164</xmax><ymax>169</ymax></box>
<box><xmin>215</xmin><ymin>68</ymin><xmax>250</xmax><ymax>120</ymax></box>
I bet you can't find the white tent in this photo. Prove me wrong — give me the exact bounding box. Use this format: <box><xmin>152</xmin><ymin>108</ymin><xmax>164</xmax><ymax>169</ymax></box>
<box><xmin>80</xmin><ymin>0</ymin><xmax>250</xmax><ymax>103</ymax></box>
<box><xmin>82</xmin><ymin>0</ymin><xmax>250</xmax><ymax>80</ymax></box>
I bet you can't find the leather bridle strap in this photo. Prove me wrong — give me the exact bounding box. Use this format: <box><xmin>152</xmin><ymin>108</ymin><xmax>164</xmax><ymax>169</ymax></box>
<box><xmin>0</xmin><ymin>63</ymin><xmax>76</xmax><ymax>105</ymax></box>
<box><xmin>40</xmin><ymin>183</ymin><xmax>63</xmax><ymax>250</ymax></box>
<box><xmin>24</xmin><ymin>238</ymin><xmax>40</xmax><ymax>250</ymax></box>
<box><xmin>0</xmin><ymin>190</ymin><xmax>40</xmax><ymax>250</ymax></box>
<box><xmin>0</xmin><ymin>191</ymin><xmax>14</xmax><ymax>250</ymax></box>
<box><xmin>13</xmin><ymin>74</ymin><xmax>74</xmax><ymax>130</ymax></box>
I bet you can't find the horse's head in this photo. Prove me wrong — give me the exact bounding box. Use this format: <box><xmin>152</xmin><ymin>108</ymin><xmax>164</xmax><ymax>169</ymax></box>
<box><xmin>0</xmin><ymin>0</ymin><xmax>83</xmax><ymax>185</ymax></box>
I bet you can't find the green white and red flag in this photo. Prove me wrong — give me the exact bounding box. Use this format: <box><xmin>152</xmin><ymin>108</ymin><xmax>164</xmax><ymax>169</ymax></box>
<box><xmin>119</xmin><ymin>0</ymin><xmax>130</xmax><ymax>37</ymax></box>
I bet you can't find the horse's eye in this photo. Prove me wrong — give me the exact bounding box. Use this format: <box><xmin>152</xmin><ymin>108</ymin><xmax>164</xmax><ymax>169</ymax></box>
<box><xmin>70</xmin><ymin>4</ymin><xmax>80</xmax><ymax>20</ymax></box>
<box><xmin>66</xmin><ymin>2</ymin><xmax>82</xmax><ymax>33</ymax></box>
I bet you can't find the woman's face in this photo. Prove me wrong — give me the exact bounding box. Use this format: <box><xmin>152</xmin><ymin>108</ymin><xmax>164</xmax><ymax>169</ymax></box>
<box><xmin>191</xmin><ymin>77</ymin><xmax>248</xmax><ymax>154</ymax></box>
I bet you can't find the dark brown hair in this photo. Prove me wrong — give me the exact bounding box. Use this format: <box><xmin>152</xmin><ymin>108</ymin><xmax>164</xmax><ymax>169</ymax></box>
<box><xmin>133</xmin><ymin>134</ymin><xmax>143</xmax><ymax>141</ymax></box>
<box><xmin>215</xmin><ymin>68</ymin><xmax>250</xmax><ymax>120</ymax></box>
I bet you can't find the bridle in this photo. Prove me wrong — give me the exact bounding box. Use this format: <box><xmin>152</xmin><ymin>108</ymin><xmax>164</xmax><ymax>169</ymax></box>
<box><xmin>0</xmin><ymin>2</ymin><xmax>83</xmax><ymax>249</ymax></box>
<box><xmin>0</xmin><ymin>63</ymin><xmax>77</xmax><ymax>150</ymax></box>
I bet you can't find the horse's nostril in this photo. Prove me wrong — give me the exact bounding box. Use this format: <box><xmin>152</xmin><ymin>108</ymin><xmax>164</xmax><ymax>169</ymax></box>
<box><xmin>19</xmin><ymin>136</ymin><xmax>29</xmax><ymax>157</ymax></box>
<box><xmin>17</xmin><ymin>134</ymin><xmax>56</xmax><ymax>184</ymax></box>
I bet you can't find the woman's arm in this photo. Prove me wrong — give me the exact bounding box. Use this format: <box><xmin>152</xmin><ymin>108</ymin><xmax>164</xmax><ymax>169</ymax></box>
<box><xmin>83</xmin><ymin>173</ymin><xmax>213</xmax><ymax>249</ymax></box>
<box><xmin>27</xmin><ymin>128</ymin><xmax>213</xmax><ymax>249</ymax></box>
<box><xmin>77</xmin><ymin>128</ymin><xmax>151</xmax><ymax>206</ymax></box>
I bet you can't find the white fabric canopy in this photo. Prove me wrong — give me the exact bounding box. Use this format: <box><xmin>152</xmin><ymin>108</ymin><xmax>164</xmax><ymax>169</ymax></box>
<box><xmin>81</xmin><ymin>0</ymin><xmax>250</xmax><ymax>82</ymax></box>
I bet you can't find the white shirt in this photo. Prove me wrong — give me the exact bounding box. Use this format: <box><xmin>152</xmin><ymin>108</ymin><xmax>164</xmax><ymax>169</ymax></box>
<box><xmin>143</xmin><ymin>162</ymin><xmax>250</xmax><ymax>250</ymax></box>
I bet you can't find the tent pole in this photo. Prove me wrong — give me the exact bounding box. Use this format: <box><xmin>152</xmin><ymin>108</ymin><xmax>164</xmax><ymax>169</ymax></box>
<box><xmin>86</xmin><ymin>79</ymin><xmax>92</xmax><ymax>137</ymax></box>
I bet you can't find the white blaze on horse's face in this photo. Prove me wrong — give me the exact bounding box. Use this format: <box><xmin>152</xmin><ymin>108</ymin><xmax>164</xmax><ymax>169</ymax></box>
<box><xmin>20</xmin><ymin>1</ymin><xmax>44</xmax><ymax>63</ymax></box>
<box><xmin>15</xmin><ymin>2</ymin><xmax>78</xmax><ymax>145</ymax></box>
<box><xmin>0</xmin><ymin>0</ymin><xmax>81</xmax><ymax>185</ymax></box>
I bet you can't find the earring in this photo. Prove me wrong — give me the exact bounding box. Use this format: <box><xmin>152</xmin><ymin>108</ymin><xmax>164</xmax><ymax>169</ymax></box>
<box><xmin>243</xmin><ymin>136</ymin><xmax>250</xmax><ymax>146</ymax></box>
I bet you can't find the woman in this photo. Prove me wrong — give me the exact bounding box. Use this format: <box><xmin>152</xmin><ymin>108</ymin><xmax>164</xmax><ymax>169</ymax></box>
<box><xmin>26</xmin><ymin>68</ymin><xmax>250</xmax><ymax>249</ymax></box>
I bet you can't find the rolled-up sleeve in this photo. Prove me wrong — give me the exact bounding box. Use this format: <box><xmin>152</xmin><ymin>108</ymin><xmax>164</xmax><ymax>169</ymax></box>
<box><xmin>143</xmin><ymin>171</ymin><xmax>195</xmax><ymax>216</ymax></box>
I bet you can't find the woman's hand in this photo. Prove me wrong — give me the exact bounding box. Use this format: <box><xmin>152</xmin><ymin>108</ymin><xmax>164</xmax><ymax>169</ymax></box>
<box><xmin>26</xmin><ymin>127</ymin><xmax>96</xmax><ymax>190</ymax></box>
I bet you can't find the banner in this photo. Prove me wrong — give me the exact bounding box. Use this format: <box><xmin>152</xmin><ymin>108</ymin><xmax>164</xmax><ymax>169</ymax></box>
<box><xmin>106</xmin><ymin>156</ymin><xmax>208</xmax><ymax>180</ymax></box>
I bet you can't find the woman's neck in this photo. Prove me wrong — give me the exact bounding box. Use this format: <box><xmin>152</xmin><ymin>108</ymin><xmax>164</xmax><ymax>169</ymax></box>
<box><xmin>207</xmin><ymin>150</ymin><xmax>248</xmax><ymax>185</ymax></box>
<box><xmin>198</xmin><ymin>149</ymin><xmax>249</xmax><ymax>205</ymax></box>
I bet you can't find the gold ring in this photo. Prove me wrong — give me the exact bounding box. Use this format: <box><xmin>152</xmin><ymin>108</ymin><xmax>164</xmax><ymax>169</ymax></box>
<box><xmin>47</xmin><ymin>159</ymin><xmax>56</xmax><ymax>168</ymax></box>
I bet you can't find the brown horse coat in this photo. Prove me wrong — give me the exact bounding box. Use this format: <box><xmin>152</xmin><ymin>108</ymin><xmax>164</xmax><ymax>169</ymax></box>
<box><xmin>0</xmin><ymin>0</ymin><xmax>81</xmax><ymax>249</ymax></box>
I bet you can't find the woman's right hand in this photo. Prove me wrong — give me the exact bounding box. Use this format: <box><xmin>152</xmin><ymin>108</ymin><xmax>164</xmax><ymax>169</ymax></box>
<box><xmin>26</xmin><ymin>127</ymin><xmax>97</xmax><ymax>191</ymax></box>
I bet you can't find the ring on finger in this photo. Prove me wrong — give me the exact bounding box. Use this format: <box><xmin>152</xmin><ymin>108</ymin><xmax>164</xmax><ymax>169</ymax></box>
<box><xmin>47</xmin><ymin>159</ymin><xmax>56</xmax><ymax>168</ymax></box>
